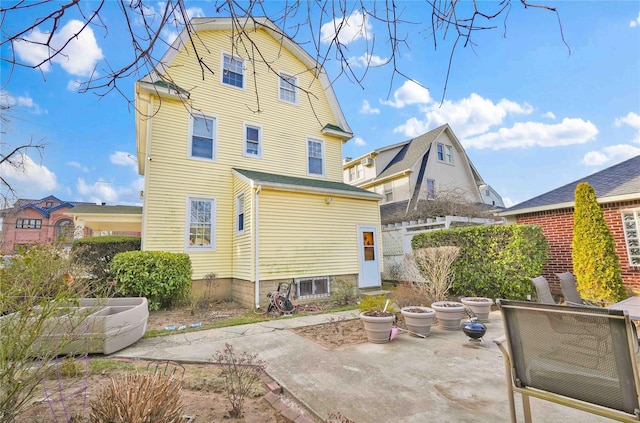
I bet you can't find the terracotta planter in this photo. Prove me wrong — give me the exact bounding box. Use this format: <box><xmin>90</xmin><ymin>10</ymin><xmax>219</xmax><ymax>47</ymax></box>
<box><xmin>460</xmin><ymin>297</ymin><xmax>493</xmax><ymax>322</ymax></box>
<box><xmin>359</xmin><ymin>311</ymin><xmax>395</xmax><ymax>343</ymax></box>
<box><xmin>400</xmin><ymin>306</ymin><xmax>435</xmax><ymax>337</ymax></box>
<box><xmin>431</xmin><ymin>301</ymin><xmax>465</xmax><ymax>331</ymax></box>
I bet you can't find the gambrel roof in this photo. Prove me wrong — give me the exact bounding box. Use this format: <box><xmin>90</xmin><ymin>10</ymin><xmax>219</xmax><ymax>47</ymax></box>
<box><xmin>500</xmin><ymin>155</ymin><xmax>640</xmax><ymax>216</ymax></box>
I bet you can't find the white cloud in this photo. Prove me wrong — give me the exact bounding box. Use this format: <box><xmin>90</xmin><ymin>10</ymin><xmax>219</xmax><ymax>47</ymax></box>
<box><xmin>77</xmin><ymin>176</ymin><xmax>144</xmax><ymax>205</ymax></box>
<box><xmin>321</xmin><ymin>10</ymin><xmax>371</xmax><ymax>45</ymax></box>
<box><xmin>349</xmin><ymin>53</ymin><xmax>388</xmax><ymax>67</ymax></box>
<box><xmin>67</xmin><ymin>80</ymin><xmax>82</xmax><ymax>91</ymax></box>
<box><xmin>630</xmin><ymin>12</ymin><xmax>640</xmax><ymax>27</ymax></box>
<box><xmin>14</xmin><ymin>20</ymin><xmax>104</xmax><ymax>77</ymax></box>
<box><xmin>353</xmin><ymin>137</ymin><xmax>367</xmax><ymax>146</ymax></box>
<box><xmin>615</xmin><ymin>112</ymin><xmax>640</xmax><ymax>143</ymax></box>
<box><xmin>543</xmin><ymin>111</ymin><xmax>556</xmax><ymax>119</ymax></box>
<box><xmin>393</xmin><ymin>92</ymin><xmax>533</xmax><ymax>138</ymax></box>
<box><xmin>66</xmin><ymin>161</ymin><xmax>88</xmax><ymax>172</ymax></box>
<box><xmin>110</xmin><ymin>151</ymin><xmax>139</xmax><ymax>173</ymax></box>
<box><xmin>0</xmin><ymin>153</ymin><xmax>58</xmax><ymax>191</ymax></box>
<box><xmin>381</xmin><ymin>80</ymin><xmax>432</xmax><ymax>109</ymax></box>
<box><xmin>360</xmin><ymin>100</ymin><xmax>380</xmax><ymax>115</ymax></box>
<box><xmin>582</xmin><ymin>144</ymin><xmax>640</xmax><ymax>166</ymax></box>
<box><xmin>462</xmin><ymin>118</ymin><xmax>598</xmax><ymax>150</ymax></box>
<box><xmin>0</xmin><ymin>90</ymin><xmax>45</xmax><ymax>114</ymax></box>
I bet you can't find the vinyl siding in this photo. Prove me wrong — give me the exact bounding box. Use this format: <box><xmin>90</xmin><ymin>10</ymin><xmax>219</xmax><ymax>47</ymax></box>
<box><xmin>140</xmin><ymin>26</ymin><xmax>356</xmax><ymax>280</ymax></box>
<box><xmin>258</xmin><ymin>189</ymin><xmax>381</xmax><ymax>279</ymax></box>
<box><xmin>232</xmin><ymin>178</ymin><xmax>253</xmax><ymax>281</ymax></box>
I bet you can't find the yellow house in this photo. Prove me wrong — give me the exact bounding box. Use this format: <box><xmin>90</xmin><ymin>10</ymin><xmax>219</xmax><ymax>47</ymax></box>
<box><xmin>134</xmin><ymin>17</ymin><xmax>382</xmax><ymax>308</ymax></box>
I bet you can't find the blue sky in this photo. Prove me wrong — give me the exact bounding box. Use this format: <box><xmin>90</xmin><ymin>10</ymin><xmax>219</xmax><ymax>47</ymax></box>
<box><xmin>1</xmin><ymin>1</ymin><xmax>639</xmax><ymax>208</ymax></box>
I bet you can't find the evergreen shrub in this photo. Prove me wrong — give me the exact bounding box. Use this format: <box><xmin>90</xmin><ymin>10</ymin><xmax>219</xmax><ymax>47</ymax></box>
<box><xmin>411</xmin><ymin>224</ymin><xmax>549</xmax><ymax>300</ymax></box>
<box><xmin>110</xmin><ymin>251</ymin><xmax>192</xmax><ymax>310</ymax></box>
<box><xmin>72</xmin><ymin>235</ymin><xmax>141</xmax><ymax>282</ymax></box>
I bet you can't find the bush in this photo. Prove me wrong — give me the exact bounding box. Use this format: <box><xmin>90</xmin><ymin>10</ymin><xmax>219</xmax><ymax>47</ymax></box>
<box><xmin>358</xmin><ymin>294</ymin><xmax>394</xmax><ymax>313</ymax></box>
<box><xmin>572</xmin><ymin>182</ymin><xmax>627</xmax><ymax>302</ymax></box>
<box><xmin>331</xmin><ymin>278</ymin><xmax>357</xmax><ymax>305</ymax></box>
<box><xmin>110</xmin><ymin>251</ymin><xmax>192</xmax><ymax>311</ymax></box>
<box><xmin>411</xmin><ymin>224</ymin><xmax>549</xmax><ymax>300</ymax></box>
<box><xmin>72</xmin><ymin>235</ymin><xmax>141</xmax><ymax>283</ymax></box>
<box><xmin>392</xmin><ymin>282</ymin><xmax>428</xmax><ymax>308</ymax></box>
<box><xmin>89</xmin><ymin>372</ymin><xmax>184</xmax><ymax>423</ymax></box>
<box><xmin>411</xmin><ymin>246</ymin><xmax>460</xmax><ymax>303</ymax></box>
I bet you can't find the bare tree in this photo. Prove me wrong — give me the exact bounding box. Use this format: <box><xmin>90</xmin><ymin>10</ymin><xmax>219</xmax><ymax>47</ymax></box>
<box><xmin>1</xmin><ymin>0</ymin><xmax>567</xmax><ymax>102</ymax></box>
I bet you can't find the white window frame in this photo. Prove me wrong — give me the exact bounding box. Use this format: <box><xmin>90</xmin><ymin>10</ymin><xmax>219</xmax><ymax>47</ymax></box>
<box><xmin>185</xmin><ymin>196</ymin><xmax>216</xmax><ymax>251</ymax></box>
<box><xmin>221</xmin><ymin>52</ymin><xmax>245</xmax><ymax>89</ymax></box>
<box><xmin>295</xmin><ymin>276</ymin><xmax>330</xmax><ymax>299</ymax></box>
<box><xmin>437</xmin><ymin>142</ymin><xmax>454</xmax><ymax>164</ymax></box>
<box><xmin>426</xmin><ymin>179</ymin><xmax>436</xmax><ymax>200</ymax></box>
<box><xmin>243</xmin><ymin>123</ymin><xmax>262</xmax><ymax>158</ymax></box>
<box><xmin>622</xmin><ymin>209</ymin><xmax>640</xmax><ymax>266</ymax></box>
<box><xmin>236</xmin><ymin>194</ymin><xmax>245</xmax><ymax>235</ymax></box>
<box><xmin>383</xmin><ymin>182</ymin><xmax>393</xmax><ymax>203</ymax></box>
<box><xmin>349</xmin><ymin>164</ymin><xmax>364</xmax><ymax>182</ymax></box>
<box><xmin>278</xmin><ymin>72</ymin><xmax>298</xmax><ymax>104</ymax></box>
<box><xmin>188</xmin><ymin>113</ymin><xmax>217</xmax><ymax>161</ymax></box>
<box><xmin>307</xmin><ymin>137</ymin><xmax>325</xmax><ymax>176</ymax></box>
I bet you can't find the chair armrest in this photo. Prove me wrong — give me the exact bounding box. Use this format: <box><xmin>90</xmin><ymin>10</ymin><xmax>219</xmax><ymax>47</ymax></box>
<box><xmin>493</xmin><ymin>334</ymin><xmax>506</xmax><ymax>346</ymax></box>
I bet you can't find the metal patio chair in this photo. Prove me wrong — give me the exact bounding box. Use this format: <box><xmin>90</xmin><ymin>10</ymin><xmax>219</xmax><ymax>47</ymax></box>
<box><xmin>530</xmin><ymin>276</ymin><xmax>556</xmax><ymax>304</ymax></box>
<box><xmin>495</xmin><ymin>300</ymin><xmax>640</xmax><ymax>422</ymax></box>
<box><xmin>556</xmin><ymin>272</ymin><xmax>611</xmax><ymax>307</ymax></box>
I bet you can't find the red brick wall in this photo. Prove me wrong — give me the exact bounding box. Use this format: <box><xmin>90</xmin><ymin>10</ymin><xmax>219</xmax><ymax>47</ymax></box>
<box><xmin>0</xmin><ymin>206</ymin><xmax>75</xmax><ymax>255</ymax></box>
<box><xmin>515</xmin><ymin>200</ymin><xmax>640</xmax><ymax>295</ymax></box>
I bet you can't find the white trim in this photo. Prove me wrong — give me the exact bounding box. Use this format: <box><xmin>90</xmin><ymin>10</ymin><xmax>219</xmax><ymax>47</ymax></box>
<box><xmin>243</xmin><ymin>122</ymin><xmax>263</xmax><ymax>158</ymax></box>
<box><xmin>188</xmin><ymin>112</ymin><xmax>218</xmax><ymax>161</ymax></box>
<box><xmin>236</xmin><ymin>193</ymin><xmax>245</xmax><ymax>235</ymax></box>
<box><xmin>306</xmin><ymin>137</ymin><xmax>325</xmax><ymax>177</ymax></box>
<box><xmin>220</xmin><ymin>51</ymin><xmax>245</xmax><ymax>90</ymax></box>
<box><xmin>185</xmin><ymin>196</ymin><xmax>216</xmax><ymax>251</ymax></box>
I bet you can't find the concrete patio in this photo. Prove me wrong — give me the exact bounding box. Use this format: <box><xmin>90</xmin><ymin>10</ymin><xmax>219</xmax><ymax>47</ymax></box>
<box><xmin>114</xmin><ymin>309</ymin><xmax>613</xmax><ymax>422</ymax></box>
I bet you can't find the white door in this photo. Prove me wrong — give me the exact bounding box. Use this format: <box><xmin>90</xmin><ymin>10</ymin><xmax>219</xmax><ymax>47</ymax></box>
<box><xmin>357</xmin><ymin>225</ymin><xmax>381</xmax><ymax>288</ymax></box>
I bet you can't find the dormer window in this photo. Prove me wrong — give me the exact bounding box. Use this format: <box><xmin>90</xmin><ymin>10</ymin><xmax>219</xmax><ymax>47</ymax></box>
<box><xmin>222</xmin><ymin>54</ymin><xmax>244</xmax><ymax>88</ymax></box>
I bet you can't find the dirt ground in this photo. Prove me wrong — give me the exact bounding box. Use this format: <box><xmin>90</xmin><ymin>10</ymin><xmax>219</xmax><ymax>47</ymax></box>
<box><xmin>16</xmin><ymin>301</ymin><xmax>367</xmax><ymax>423</ymax></box>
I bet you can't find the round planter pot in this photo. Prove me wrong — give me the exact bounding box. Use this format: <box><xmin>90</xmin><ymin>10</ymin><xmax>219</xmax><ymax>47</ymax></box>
<box><xmin>400</xmin><ymin>306</ymin><xmax>435</xmax><ymax>337</ymax></box>
<box><xmin>431</xmin><ymin>301</ymin><xmax>465</xmax><ymax>331</ymax></box>
<box><xmin>360</xmin><ymin>311</ymin><xmax>395</xmax><ymax>344</ymax></box>
<box><xmin>460</xmin><ymin>297</ymin><xmax>494</xmax><ymax>323</ymax></box>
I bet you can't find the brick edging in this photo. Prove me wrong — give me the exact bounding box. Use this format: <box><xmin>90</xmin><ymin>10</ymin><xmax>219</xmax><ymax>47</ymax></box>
<box><xmin>260</xmin><ymin>372</ymin><xmax>316</xmax><ymax>423</ymax></box>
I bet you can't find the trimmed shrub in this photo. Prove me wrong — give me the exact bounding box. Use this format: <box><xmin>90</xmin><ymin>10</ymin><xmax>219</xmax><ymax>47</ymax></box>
<box><xmin>110</xmin><ymin>251</ymin><xmax>192</xmax><ymax>310</ymax></box>
<box><xmin>411</xmin><ymin>224</ymin><xmax>549</xmax><ymax>300</ymax></box>
<box><xmin>572</xmin><ymin>182</ymin><xmax>627</xmax><ymax>302</ymax></box>
<box><xmin>72</xmin><ymin>236</ymin><xmax>141</xmax><ymax>282</ymax></box>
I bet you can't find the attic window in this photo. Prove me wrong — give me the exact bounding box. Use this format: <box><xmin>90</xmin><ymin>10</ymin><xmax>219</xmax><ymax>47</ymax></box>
<box><xmin>279</xmin><ymin>73</ymin><xmax>297</xmax><ymax>104</ymax></box>
<box><xmin>46</xmin><ymin>201</ymin><xmax>54</xmax><ymax>207</ymax></box>
<box><xmin>622</xmin><ymin>209</ymin><xmax>640</xmax><ymax>266</ymax></box>
<box><xmin>222</xmin><ymin>54</ymin><xmax>244</xmax><ymax>88</ymax></box>
<box><xmin>437</xmin><ymin>143</ymin><xmax>453</xmax><ymax>164</ymax></box>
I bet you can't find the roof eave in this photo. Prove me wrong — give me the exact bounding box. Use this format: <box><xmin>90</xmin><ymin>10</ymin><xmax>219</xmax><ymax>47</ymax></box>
<box><xmin>498</xmin><ymin>192</ymin><xmax>640</xmax><ymax>216</ymax></box>
<box><xmin>322</xmin><ymin>126</ymin><xmax>353</xmax><ymax>141</ymax></box>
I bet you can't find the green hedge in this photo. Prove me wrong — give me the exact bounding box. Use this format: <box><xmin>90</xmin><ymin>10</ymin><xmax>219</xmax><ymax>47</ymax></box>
<box><xmin>109</xmin><ymin>251</ymin><xmax>192</xmax><ymax>311</ymax></box>
<box><xmin>411</xmin><ymin>224</ymin><xmax>549</xmax><ymax>300</ymax></box>
<box><xmin>71</xmin><ymin>236</ymin><xmax>141</xmax><ymax>282</ymax></box>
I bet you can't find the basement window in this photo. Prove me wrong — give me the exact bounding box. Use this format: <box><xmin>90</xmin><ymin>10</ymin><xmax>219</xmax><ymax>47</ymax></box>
<box><xmin>622</xmin><ymin>209</ymin><xmax>640</xmax><ymax>266</ymax></box>
<box><xmin>295</xmin><ymin>277</ymin><xmax>330</xmax><ymax>299</ymax></box>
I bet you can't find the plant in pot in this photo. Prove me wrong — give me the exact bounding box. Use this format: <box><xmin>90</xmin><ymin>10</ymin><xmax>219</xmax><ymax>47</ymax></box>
<box><xmin>460</xmin><ymin>297</ymin><xmax>493</xmax><ymax>322</ymax></box>
<box><xmin>359</xmin><ymin>295</ymin><xmax>395</xmax><ymax>344</ymax></box>
<box><xmin>393</xmin><ymin>282</ymin><xmax>436</xmax><ymax>337</ymax></box>
<box><xmin>408</xmin><ymin>246</ymin><xmax>462</xmax><ymax>331</ymax></box>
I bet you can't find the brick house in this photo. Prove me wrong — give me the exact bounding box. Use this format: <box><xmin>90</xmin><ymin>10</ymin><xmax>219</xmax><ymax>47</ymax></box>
<box><xmin>499</xmin><ymin>155</ymin><xmax>640</xmax><ymax>295</ymax></box>
<box><xmin>0</xmin><ymin>196</ymin><xmax>94</xmax><ymax>255</ymax></box>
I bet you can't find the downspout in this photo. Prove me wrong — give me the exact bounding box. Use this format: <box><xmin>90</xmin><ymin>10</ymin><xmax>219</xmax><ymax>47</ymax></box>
<box><xmin>254</xmin><ymin>184</ymin><xmax>262</xmax><ymax>309</ymax></box>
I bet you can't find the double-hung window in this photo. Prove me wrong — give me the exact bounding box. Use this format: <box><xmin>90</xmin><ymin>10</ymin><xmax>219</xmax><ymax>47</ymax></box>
<box><xmin>383</xmin><ymin>182</ymin><xmax>393</xmax><ymax>202</ymax></box>
<box><xmin>426</xmin><ymin>179</ymin><xmax>436</xmax><ymax>200</ymax></box>
<box><xmin>222</xmin><ymin>54</ymin><xmax>244</xmax><ymax>88</ymax></box>
<box><xmin>437</xmin><ymin>143</ymin><xmax>453</xmax><ymax>164</ymax></box>
<box><xmin>236</xmin><ymin>194</ymin><xmax>245</xmax><ymax>235</ymax></box>
<box><xmin>186</xmin><ymin>197</ymin><xmax>215</xmax><ymax>250</ymax></box>
<box><xmin>307</xmin><ymin>138</ymin><xmax>324</xmax><ymax>176</ymax></box>
<box><xmin>189</xmin><ymin>114</ymin><xmax>216</xmax><ymax>160</ymax></box>
<box><xmin>244</xmin><ymin>124</ymin><xmax>261</xmax><ymax>157</ymax></box>
<box><xmin>279</xmin><ymin>73</ymin><xmax>297</xmax><ymax>104</ymax></box>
